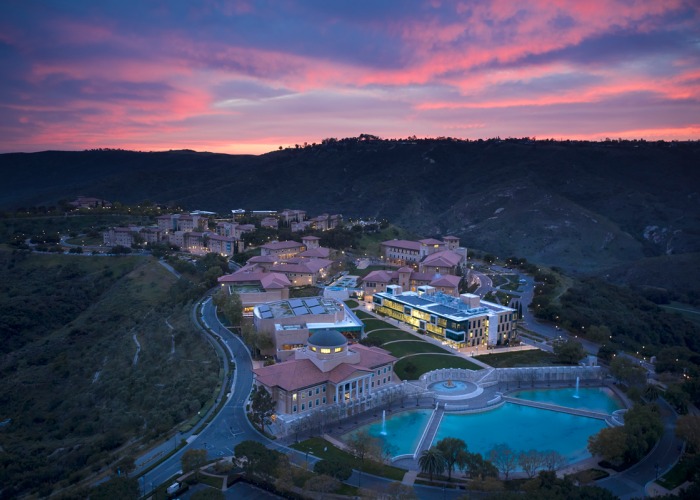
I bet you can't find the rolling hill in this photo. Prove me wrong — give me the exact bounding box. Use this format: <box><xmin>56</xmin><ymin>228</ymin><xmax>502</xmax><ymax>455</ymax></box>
<box><xmin>1</xmin><ymin>137</ymin><xmax>699</xmax><ymax>287</ymax></box>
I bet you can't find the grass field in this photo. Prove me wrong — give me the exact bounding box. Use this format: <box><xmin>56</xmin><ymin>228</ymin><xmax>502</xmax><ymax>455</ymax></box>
<box><xmin>381</xmin><ymin>340</ymin><xmax>454</xmax><ymax>358</ymax></box>
<box><xmin>395</xmin><ymin>354</ymin><xmax>481</xmax><ymax>380</ymax></box>
<box><xmin>475</xmin><ymin>349</ymin><xmax>558</xmax><ymax>367</ymax></box>
<box><xmin>291</xmin><ymin>437</ymin><xmax>406</xmax><ymax>481</ymax></box>
<box><xmin>366</xmin><ymin>328</ymin><xmax>418</xmax><ymax>343</ymax></box>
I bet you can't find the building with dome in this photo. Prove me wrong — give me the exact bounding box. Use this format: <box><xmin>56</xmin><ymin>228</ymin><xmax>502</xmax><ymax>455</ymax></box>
<box><xmin>252</xmin><ymin>329</ymin><xmax>397</xmax><ymax>423</ymax></box>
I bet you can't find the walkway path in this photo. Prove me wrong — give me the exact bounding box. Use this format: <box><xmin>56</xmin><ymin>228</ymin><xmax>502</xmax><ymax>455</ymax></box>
<box><xmin>503</xmin><ymin>396</ymin><xmax>609</xmax><ymax>420</ymax></box>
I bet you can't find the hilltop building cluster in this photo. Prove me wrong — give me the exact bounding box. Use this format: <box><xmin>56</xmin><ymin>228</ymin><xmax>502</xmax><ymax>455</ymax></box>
<box><xmin>102</xmin><ymin>208</ymin><xmax>341</xmax><ymax>256</ymax></box>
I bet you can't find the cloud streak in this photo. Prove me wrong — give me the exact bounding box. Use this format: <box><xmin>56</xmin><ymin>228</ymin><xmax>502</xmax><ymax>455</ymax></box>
<box><xmin>0</xmin><ymin>0</ymin><xmax>698</xmax><ymax>153</ymax></box>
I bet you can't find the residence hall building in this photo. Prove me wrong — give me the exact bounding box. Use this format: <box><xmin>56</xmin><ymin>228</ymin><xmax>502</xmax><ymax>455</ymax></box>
<box><xmin>373</xmin><ymin>285</ymin><xmax>517</xmax><ymax>349</ymax></box>
<box><xmin>253</xmin><ymin>297</ymin><xmax>364</xmax><ymax>362</ymax></box>
<box><xmin>218</xmin><ymin>269</ymin><xmax>291</xmax><ymax>315</ymax></box>
<box><xmin>362</xmin><ymin>267</ymin><xmax>461</xmax><ymax>298</ymax></box>
<box><xmin>381</xmin><ymin>236</ymin><xmax>465</xmax><ymax>271</ymax></box>
<box><xmin>253</xmin><ymin>329</ymin><xmax>397</xmax><ymax>421</ymax></box>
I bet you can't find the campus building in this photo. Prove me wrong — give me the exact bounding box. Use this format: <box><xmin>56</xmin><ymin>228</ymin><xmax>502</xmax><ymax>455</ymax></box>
<box><xmin>372</xmin><ymin>285</ymin><xmax>517</xmax><ymax>349</ymax></box>
<box><xmin>361</xmin><ymin>266</ymin><xmax>461</xmax><ymax>297</ymax></box>
<box><xmin>253</xmin><ymin>329</ymin><xmax>397</xmax><ymax>421</ymax></box>
<box><xmin>253</xmin><ymin>297</ymin><xmax>365</xmax><ymax>361</ymax></box>
<box><xmin>380</xmin><ymin>236</ymin><xmax>466</xmax><ymax>272</ymax></box>
<box><xmin>218</xmin><ymin>269</ymin><xmax>291</xmax><ymax>315</ymax></box>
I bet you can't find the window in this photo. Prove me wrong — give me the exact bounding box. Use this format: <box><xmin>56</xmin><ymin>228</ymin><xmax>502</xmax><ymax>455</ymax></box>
<box><xmin>323</xmin><ymin>386</ymin><xmax>326</xmax><ymax>392</ymax></box>
<box><xmin>323</xmin><ymin>397</ymin><xmax>326</xmax><ymax>404</ymax></box>
<box><xmin>308</xmin><ymin>390</ymin><xmax>312</xmax><ymax>397</ymax></box>
<box><xmin>315</xmin><ymin>387</ymin><xmax>320</xmax><ymax>394</ymax></box>
<box><xmin>302</xmin><ymin>404</ymin><xmax>305</xmax><ymax>410</ymax></box>
<box><xmin>334</xmin><ymin>347</ymin><xmax>343</xmax><ymax>353</ymax></box>
<box><xmin>292</xmin><ymin>393</ymin><xmax>297</xmax><ymax>401</ymax></box>
<box><xmin>321</xmin><ymin>348</ymin><xmax>331</xmax><ymax>354</ymax></box>
<box><xmin>293</xmin><ymin>405</ymin><xmax>297</xmax><ymax>412</ymax></box>
<box><xmin>316</xmin><ymin>398</ymin><xmax>319</xmax><ymax>406</ymax></box>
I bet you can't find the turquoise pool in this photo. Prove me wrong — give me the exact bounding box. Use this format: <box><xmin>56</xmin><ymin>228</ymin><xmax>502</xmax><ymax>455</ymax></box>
<box><xmin>434</xmin><ymin>404</ymin><xmax>607</xmax><ymax>464</ymax></box>
<box><xmin>511</xmin><ymin>387</ymin><xmax>623</xmax><ymax>414</ymax></box>
<box><xmin>342</xmin><ymin>388</ymin><xmax>621</xmax><ymax>463</ymax></box>
<box><xmin>343</xmin><ymin>410</ymin><xmax>432</xmax><ymax>456</ymax></box>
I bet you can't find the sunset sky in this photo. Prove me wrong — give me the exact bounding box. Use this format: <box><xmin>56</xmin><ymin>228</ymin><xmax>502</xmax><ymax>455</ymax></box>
<box><xmin>1</xmin><ymin>0</ymin><xmax>699</xmax><ymax>155</ymax></box>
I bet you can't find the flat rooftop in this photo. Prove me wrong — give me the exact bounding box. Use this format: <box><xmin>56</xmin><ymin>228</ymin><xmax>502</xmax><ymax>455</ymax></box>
<box><xmin>377</xmin><ymin>291</ymin><xmax>514</xmax><ymax>321</ymax></box>
<box><xmin>256</xmin><ymin>297</ymin><xmax>343</xmax><ymax>320</ymax></box>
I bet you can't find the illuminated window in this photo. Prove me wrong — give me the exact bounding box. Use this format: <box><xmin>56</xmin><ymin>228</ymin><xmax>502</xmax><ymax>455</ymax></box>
<box><xmin>292</xmin><ymin>393</ymin><xmax>297</xmax><ymax>401</ymax></box>
<box><xmin>334</xmin><ymin>347</ymin><xmax>342</xmax><ymax>353</ymax></box>
<box><xmin>321</xmin><ymin>348</ymin><xmax>331</xmax><ymax>354</ymax></box>
<box><xmin>310</xmin><ymin>346</ymin><xmax>317</xmax><ymax>352</ymax></box>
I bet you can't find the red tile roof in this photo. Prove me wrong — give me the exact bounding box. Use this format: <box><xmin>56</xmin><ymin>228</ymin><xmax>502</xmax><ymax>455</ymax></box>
<box><xmin>253</xmin><ymin>344</ymin><xmax>396</xmax><ymax>392</ymax></box>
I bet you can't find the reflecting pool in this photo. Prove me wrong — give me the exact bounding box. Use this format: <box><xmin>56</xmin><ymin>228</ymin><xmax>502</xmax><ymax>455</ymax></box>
<box><xmin>342</xmin><ymin>388</ymin><xmax>621</xmax><ymax>463</ymax></box>
<box><xmin>511</xmin><ymin>387</ymin><xmax>623</xmax><ymax>414</ymax></box>
<box><xmin>343</xmin><ymin>409</ymin><xmax>431</xmax><ymax>456</ymax></box>
<box><xmin>434</xmin><ymin>404</ymin><xmax>607</xmax><ymax>464</ymax></box>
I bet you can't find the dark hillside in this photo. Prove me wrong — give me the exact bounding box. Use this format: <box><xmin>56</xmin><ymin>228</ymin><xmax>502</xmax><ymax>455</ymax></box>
<box><xmin>1</xmin><ymin>139</ymin><xmax>698</xmax><ymax>278</ymax></box>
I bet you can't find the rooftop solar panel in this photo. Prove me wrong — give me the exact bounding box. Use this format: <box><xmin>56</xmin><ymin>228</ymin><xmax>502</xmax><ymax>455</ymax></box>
<box><xmin>261</xmin><ymin>311</ymin><xmax>273</xmax><ymax>319</ymax></box>
<box><xmin>293</xmin><ymin>306</ymin><xmax>309</xmax><ymax>316</ymax></box>
<box><xmin>289</xmin><ymin>299</ymin><xmax>304</xmax><ymax>308</ymax></box>
<box><xmin>400</xmin><ymin>295</ymin><xmax>431</xmax><ymax>306</ymax></box>
<box><xmin>309</xmin><ymin>305</ymin><xmax>325</xmax><ymax>314</ymax></box>
<box><xmin>305</xmin><ymin>298</ymin><xmax>320</xmax><ymax>307</ymax></box>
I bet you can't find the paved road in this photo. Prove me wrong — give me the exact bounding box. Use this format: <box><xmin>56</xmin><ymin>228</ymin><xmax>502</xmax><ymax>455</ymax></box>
<box><xmin>137</xmin><ymin>298</ymin><xmax>319</xmax><ymax>495</ymax></box>
<box><xmin>597</xmin><ymin>399</ymin><xmax>684</xmax><ymax>499</ymax></box>
<box><xmin>137</xmin><ymin>297</ymin><xmax>257</xmax><ymax>494</ymax></box>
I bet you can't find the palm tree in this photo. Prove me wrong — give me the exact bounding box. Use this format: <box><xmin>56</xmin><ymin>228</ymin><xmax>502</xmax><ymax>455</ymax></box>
<box><xmin>418</xmin><ymin>447</ymin><xmax>446</xmax><ymax>482</ymax></box>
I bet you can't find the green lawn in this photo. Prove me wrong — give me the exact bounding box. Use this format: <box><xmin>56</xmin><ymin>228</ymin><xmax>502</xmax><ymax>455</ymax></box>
<box><xmin>354</xmin><ymin>309</ymin><xmax>374</xmax><ymax>319</ymax></box>
<box><xmin>475</xmin><ymin>349</ymin><xmax>558</xmax><ymax>368</ymax></box>
<box><xmin>657</xmin><ymin>459</ymin><xmax>692</xmax><ymax>490</ymax></box>
<box><xmin>366</xmin><ymin>328</ymin><xmax>418</xmax><ymax>343</ymax></box>
<box><xmin>395</xmin><ymin>354</ymin><xmax>481</xmax><ymax>380</ymax></box>
<box><xmin>344</xmin><ymin>299</ymin><xmax>359</xmax><ymax>308</ymax></box>
<box><xmin>382</xmin><ymin>340</ymin><xmax>453</xmax><ymax>358</ymax></box>
<box><xmin>291</xmin><ymin>437</ymin><xmax>406</xmax><ymax>481</ymax></box>
<box><xmin>363</xmin><ymin>318</ymin><xmax>398</xmax><ymax>332</ymax></box>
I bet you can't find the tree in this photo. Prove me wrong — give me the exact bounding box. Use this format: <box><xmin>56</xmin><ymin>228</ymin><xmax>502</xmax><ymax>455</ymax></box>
<box><xmin>220</xmin><ymin>290</ymin><xmax>243</xmax><ymax>329</ymax></box>
<box><xmin>518</xmin><ymin>449</ymin><xmax>545</xmax><ymax>478</ymax></box>
<box><xmin>314</xmin><ymin>459</ymin><xmax>352</xmax><ymax>481</ymax></box>
<box><xmin>89</xmin><ymin>477</ymin><xmax>139</xmax><ymax>500</ymax></box>
<box><xmin>383</xmin><ymin>481</ymin><xmax>419</xmax><ymax>499</ymax></box>
<box><xmin>304</xmin><ymin>474</ymin><xmax>340</xmax><ymax>498</ymax></box>
<box><xmin>597</xmin><ymin>343</ymin><xmax>616</xmax><ymax>363</ymax></box>
<box><xmin>609</xmin><ymin>357</ymin><xmax>646</xmax><ymax>387</ymax></box>
<box><xmin>541</xmin><ymin>450</ymin><xmax>567</xmax><ymax>472</ymax></box>
<box><xmin>436</xmin><ymin>437</ymin><xmax>467</xmax><ymax>480</ymax></box>
<box><xmin>588</xmin><ymin>426</ymin><xmax>627</xmax><ymax>466</ymax></box>
<box><xmin>418</xmin><ymin>447</ymin><xmax>446</xmax><ymax>482</ymax></box>
<box><xmin>234</xmin><ymin>440</ymin><xmax>283</xmax><ymax>479</ymax></box>
<box><xmin>182</xmin><ymin>449</ymin><xmax>207</xmax><ymax>480</ymax></box>
<box><xmin>644</xmin><ymin>383</ymin><xmax>660</xmax><ymax>402</ymax></box>
<box><xmin>488</xmin><ymin>443</ymin><xmax>518</xmax><ymax>480</ymax></box>
<box><xmin>623</xmin><ymin>403</ymin><xmax>663</xmax><ymax>462</ymax></box>
<box><xmin>458</xmin><ymin>451</ymin><xmax>498</xmax><ymax>479</ymax></box>
<box><xmin>553</xmin><ymin>339</ymin><xmax>585</xmax><ymax>365</ymax></box>
<box><xmin>348</xmin><ymin>429</ymin><xmax>382</xmax><ymax>465</ymax></box>
<box><xmin>675</xmin><ymin>414</ymin><xmax>700</xmax><ymax>451</ymax></box>
<box><xmin>249</xmin><ymin>385</ymin><xmax>275</xmax><ymax>433</ymax></box>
